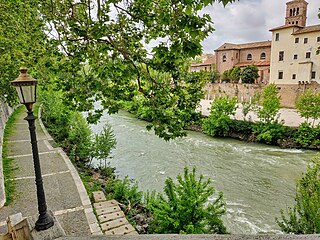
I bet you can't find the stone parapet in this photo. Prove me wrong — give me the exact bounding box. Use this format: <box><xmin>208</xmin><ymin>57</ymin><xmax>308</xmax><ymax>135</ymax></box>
<box><xmin>0</xmin><ymin>101</ymin><xmax>13</xmax><ymax>208</ymax></box>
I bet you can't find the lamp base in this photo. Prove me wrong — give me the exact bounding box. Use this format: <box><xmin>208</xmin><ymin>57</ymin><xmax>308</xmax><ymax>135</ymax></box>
<box><xmin>35</xmin><ymin>211</ymin><xmax>54</xmax><ymax>231</ymax></box>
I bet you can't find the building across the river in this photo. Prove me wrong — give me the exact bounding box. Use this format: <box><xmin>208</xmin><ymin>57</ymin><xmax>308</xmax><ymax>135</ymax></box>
<box><xmin>269</xmin><ymin>0</ymin><xmax>320</xmax><ymax>85</ymax></box>
<box><xmin>194</xmin><ymin>0</ymin><xmax>320</xmax><ymax>85</ymax></box>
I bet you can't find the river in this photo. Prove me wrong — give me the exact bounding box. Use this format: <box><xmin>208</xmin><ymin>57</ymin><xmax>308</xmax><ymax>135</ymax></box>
<box><xmin>90</xmin><ymin>110</ymin><xmax>317</xmax><ymax>234</ymax></box>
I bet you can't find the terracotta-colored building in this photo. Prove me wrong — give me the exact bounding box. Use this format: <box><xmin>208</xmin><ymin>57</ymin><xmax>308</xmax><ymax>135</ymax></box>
<box><xmin>190</xmin><ymin>54</ymin><xmax>216</xmax><ymax>72</ymax></box>
<box><xmin>214</xmin><ymin>41</ymin><xmax>271</xmax><ymax>84</ymax></box>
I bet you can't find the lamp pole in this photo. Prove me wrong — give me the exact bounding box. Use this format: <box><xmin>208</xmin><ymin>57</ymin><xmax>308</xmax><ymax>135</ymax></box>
<box><xmin>11</xmin><ymin>68</ymin><xmax>54</xmax><ymax>231</ymax></box>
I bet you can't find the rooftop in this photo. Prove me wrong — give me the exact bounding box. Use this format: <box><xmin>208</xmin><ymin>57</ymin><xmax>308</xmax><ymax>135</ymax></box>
<box><xmin>215</xmin><ymin>41</ymin><xmax>271</xmax><ymax>51</ymax></box>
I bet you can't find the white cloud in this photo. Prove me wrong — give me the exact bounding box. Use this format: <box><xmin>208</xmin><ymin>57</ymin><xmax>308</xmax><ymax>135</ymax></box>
<box><xmin>201</xmin><ymin>0</ymin><xmax>319</xmax><ymax>53</ymax></box>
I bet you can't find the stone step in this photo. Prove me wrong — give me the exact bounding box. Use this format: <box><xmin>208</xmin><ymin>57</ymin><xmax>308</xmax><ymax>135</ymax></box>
<box><xmin>92</xmin><ymin>191</ymin><xmax>106</xmax><ymax>203</ymax></box>
<box><xmin>93</xmin><ymin>200</ymin><xmax>119</xmax><ymax>209</ymax></box>
<box><xmin>100</xmin><ymin>217</ymin><xmax>129</xmax><ymax>231</ymax></box>
<box><xmin>96</xmin><ymin>205</ymin><xmax>121</xmax><ymax>216</ymax></box>
<box><xmin>98</xmin><ymin>211</ymin><xmax>125</xmax><ymax>223</ymax></box>
<box><xmin>104</xmin><ymin>224</ymin><xmax>136</xmax><ymax>235</ymax></box>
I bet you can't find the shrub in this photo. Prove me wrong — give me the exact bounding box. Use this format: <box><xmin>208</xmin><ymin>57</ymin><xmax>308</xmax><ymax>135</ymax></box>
<box><xmin>92</xmin><ymin>124</ymin><xmax>117</xmax><ymax>165</ymax></box>
<box><xmin>146</xmin><ymin>167</ymin><xmax>227</xmax><ymax>234</ymax></box>
<box><xmin>254</xmin><ymin>122</ymin><xmax>286</xmax><ymax>144</ymax></box>
<box><xmin>106</xmin><ymin>176</ymin><xmax>143</xmax><ymax>207</ymax></box>
<box><xmin>277</xmin><ymin>158</ymin><xmax>320</xmax><ymax>234</ymax></box>
<box><xmin>68</xmin><ymin>112</ymin><xmax>92</xmax><ymax>163</ymax></box>
<box><xmin>202</xmin><ymin>96</ymin><xmax>237</xmax><ymax>137</ymax></box>
<box><xmin>294</xmin><ymin>123</ymin><xmax>320</xmax><ymax>148</ymax></box>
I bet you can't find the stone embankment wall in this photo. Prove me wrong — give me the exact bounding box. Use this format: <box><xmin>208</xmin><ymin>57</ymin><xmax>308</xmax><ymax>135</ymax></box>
<box><xmin>204</xmin><ymin>82</ymin><xmax>320</xmax><ymax>108</ymax></box>
<box><xmin>0</xmin><ymin>101</ymin><xmax>13</xmax><ymax>208</ymax></box>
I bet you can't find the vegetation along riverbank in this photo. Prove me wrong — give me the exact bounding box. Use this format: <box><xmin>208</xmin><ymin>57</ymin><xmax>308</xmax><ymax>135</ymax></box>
<box><xmin>126</xmin><ymin>84</ymin><xmax>320</xmax><ymax>151</ymax></box>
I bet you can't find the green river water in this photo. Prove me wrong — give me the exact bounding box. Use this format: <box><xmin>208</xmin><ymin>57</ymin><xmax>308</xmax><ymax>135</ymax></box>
<box><xmin>90</xmin><ymin>110</ymin><xmax>317</xmax><ymax>234</ymax></box>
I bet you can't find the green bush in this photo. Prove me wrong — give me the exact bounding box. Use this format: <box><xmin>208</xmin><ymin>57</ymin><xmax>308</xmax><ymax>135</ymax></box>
<box><xmin>277</xmin><ymin>158</ymin><xmax>320</xmax><ymax>234</ymax></box>
<box><xmin>202</xmin><ymin>96</ymin><xmax>237</xmax><ymax>137</ymax></box>
<box><xmin>68</xmin><ymin>112</ymin><xmax>92</xmax><ymax>163</ymax></box>
<box><xmin>146</xmin><ymin>167</ymin><xmax>227</xmax><ymax>234</ymax></box>
<box><xmin>106</xmin><ymin>176</ymin><xmax>143</xmax><ymax>207</ymax></box>
<box><xmin>294</xmin><ymin>123</ymin><xmax>320</xmax><ymax>148</ymax></box>
<box><xmin>254</xmin><ymin>123</ymin><xmax>286</xmax><ymax>144</ymax></box>
<box><xmin>230</xmin><ymin>119</ymin><xmax>255</xmax><ymax>135</ymax></box>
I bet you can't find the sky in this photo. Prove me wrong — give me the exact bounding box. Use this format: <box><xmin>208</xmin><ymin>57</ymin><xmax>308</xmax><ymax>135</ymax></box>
<box><xmin>201</xmin><ymin>0</ymin><xmax>319</xmax><ymax>53</ymax></box>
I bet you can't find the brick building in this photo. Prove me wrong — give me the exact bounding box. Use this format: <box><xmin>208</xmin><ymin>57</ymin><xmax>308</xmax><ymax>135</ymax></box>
<box><xmin>190</xmin><ymin>54</ymin><xmax>216</xmax><ymax>72</ymax></box>
<box><xmin>214</xmin><ymin>41</ymin><xmax>271</xmax><ymax>84</ymax></box>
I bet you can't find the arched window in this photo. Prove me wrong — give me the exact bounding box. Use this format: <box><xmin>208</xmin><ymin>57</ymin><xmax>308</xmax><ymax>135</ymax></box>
<box><xmin>247</xmin><ymin>53</ymin><xmax>252</xmax><ymax>61</ymax></box>
<box><xmin>260</xmin><ymin>52</ymin><xmax>266</xmax><ymax>60</ymax></box>
<box><xmin>297</xmin><ymin>8</ymin><xmax>299</xmax><ymax>15</ymax></box>
<box><xmin>293</xmin><ymin>8</ymin><xmax>296</xmax><ymax>16</ymax></box>
<box><xmin>222</xmin><ymin>55</ymin><xmax>227</xmax><ymax>62</ymax></box>
<box><xmin>290</xmin><ymin>9</ymin><xmax>293</xmax><ymax>17</ymax></box>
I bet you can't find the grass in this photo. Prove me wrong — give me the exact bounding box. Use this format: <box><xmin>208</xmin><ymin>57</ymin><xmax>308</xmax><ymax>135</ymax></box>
<box><xmin>2</xmin><ymin>105</ymin><xmax>24</xmax><ymax>205</ymax></box>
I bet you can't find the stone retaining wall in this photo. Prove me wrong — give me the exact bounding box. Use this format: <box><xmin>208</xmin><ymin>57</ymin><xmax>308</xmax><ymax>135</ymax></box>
<box><xmin>204</xmin><ymin>82</ymin><xmax>320</xmax><ymax>108</ymax></box>
<box><xmin>0</xmin><ymin>101</ymin><xmax>13</xmax><ymax>208</ymax></box>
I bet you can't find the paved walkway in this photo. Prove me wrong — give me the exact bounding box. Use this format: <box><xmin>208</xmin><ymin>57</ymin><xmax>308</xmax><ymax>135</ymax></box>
<box><xmin>200</xmin><ymin>100</ymin><xmax>320</xmax><ymax>127</ymax></box>
<box><xmin>0</xmin><ymin>107</ymin><xmax>101</xmax><ymax>236</ymax></box>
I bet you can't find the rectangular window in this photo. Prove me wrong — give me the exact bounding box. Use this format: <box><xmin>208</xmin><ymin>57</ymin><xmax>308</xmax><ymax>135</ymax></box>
<box><xmin>304</xmin><ymin>38</ymin><xmax>308</xmax><ymax>44</ymax></box>
<box><xmin>279</xmin><ymin>51</ymin><xmax>284</xmax><ymax>61</ymax></box>
<box><xmin>306</xmin><ymin>52</ymin><xmax>311</xmax><ymax>58</ymax></box>
<box><xmin>317</xmin><ymin>37</ymin><xmax>320</xmax><ymax>42</ymax></box>
<box><xmin>312</xmin><ymin>71</ymin><xmax>316</xmax><ymax>79</ymax></box>
<box><xmin>294</xmin><ymin>54</ymin><xmax>298</xmax><ymax>60</ymax></box>
<box><xmin>292</xmin><ymin>74</ymin><xmax>296</xmax><ymax>80</ymax></box>
<box><xmin>278</xmin><ymin>71</ymin><xmax>283</xmax><ymax>80</ymax></box>
<box><xmin>295</xmin><ymin>38</ymin><xmax>299</xmax><ymax>43</ymax></box>
<box><xmin>275</xmin><ymin>33</ymin><xmax>280</xmax><ymax>41</ymax></box>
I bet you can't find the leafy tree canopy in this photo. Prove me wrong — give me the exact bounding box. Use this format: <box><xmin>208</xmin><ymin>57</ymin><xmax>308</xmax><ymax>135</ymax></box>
<box><xmin>35</xmin><ymin>0</ymin><xmax>236</xmax><ymax>140</ymax></box>
<box><xmin>295</xmin><ymin>90</ymin><xmax>320</xmax><ymax>126</ymax></box>
<box><xmin>241</xmin><ymin>65</ymin><xmax>259</xmax><ymax>84</ymax></box>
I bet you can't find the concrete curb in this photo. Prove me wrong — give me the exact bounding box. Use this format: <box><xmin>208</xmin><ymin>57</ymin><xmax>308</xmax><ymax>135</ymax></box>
<box><xmin>38</xmin><ymin>106</ymin><xmax>102</xmax><ymax>236</ymax></box>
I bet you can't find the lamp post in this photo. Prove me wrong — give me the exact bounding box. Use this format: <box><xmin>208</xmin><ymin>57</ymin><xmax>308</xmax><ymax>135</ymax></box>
<box><xmin>11</xmin><ymin>67</ymin><xmax>54</xmax><ymax>231</ymax></box>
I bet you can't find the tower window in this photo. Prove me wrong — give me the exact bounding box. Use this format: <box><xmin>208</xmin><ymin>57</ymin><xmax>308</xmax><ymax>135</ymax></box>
<box><xmin>236</xmin><ymin>53</ymin><xmax>239</xmax><ymax>59</ymax></box>
<box><xmin>292</xmin><ymin>74</ymin><xmax>296</xmax><ymax>80</ymax></box>
<box><xmin>294</xmin><ymin>54</ymin><xmax>298</xmax><ymax>60</ymax></box>
<box><xmin>275</xmin><ymin>33</ymin><xmax>280</xmax><ymax>41</ymax></box>
<box><xmin>290</xmin><ymin>9</ymin><xmax>293</xmax><ymax>17</ymax></box>
<box><xmin>317</xmin><ymin>37</ymin><xmax>320</xmax><ymax>42</ymax></box>
<box><xmin>306</xmin><ymin>52</ymin><xmax>311</xmax><ymax>59</ymax></box>
<box><xmin>304</xmin><ymin>38</ymin><xmax>308</xmax><ymax>44</ymax></box>
<box><xmin>293</xmin><ymin>8</ymin><xmax>296</xmax><ymax>16</ymax></box>
<box><xmin>296</xmin><ymin>21</ymin><xmax>298</xmax><ymax>24</ymax></box>
<box><xmin>311</xmin><ymin>72</ymin><xmax>316</xmax><ymax>79</ymax></box>
<box><xmin>279</xmin><ymin>51</ymin><xmax>284</xmax><ymax>61</ymax></box>
<box><xmin>222</xmin><ymin>55</ymin><xmax>227</xmax><ymax>62</ymax></box>
<box><xmin>297</xmin><ymin>8</ymin><xmax>299</xmax><ymax>15</ymax></box>
<box><xmin>247</xmin><ymin>54</ymin><xmax>252</xmax><ymax>61</ymax></box>
<box><xmin>260</xmin><ymin>52</ymin><xmax>266</xmax><ymax>60</ymax></box>
<box><xmin>278</xmin><ymin>71</ymin><xmax>283</xmax><ymax>80</ymax></box>
<box><xmin>295</xmin><ymin>38</ymin><xmax>299</xmax><ymax>43</ymax></box>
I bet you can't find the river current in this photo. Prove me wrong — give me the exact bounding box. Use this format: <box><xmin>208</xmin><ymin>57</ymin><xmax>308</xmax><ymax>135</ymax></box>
<box><xmin>90</xmin><ymin>110</ymin><xmax>317</xmax><ymax>234</ymax></box>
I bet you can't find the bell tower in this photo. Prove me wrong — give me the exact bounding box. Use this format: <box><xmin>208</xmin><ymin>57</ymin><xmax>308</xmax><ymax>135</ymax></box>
<box><xmin>285</xmin><ymin>0</ymin><xmax>308</xmax><ymax>27</ymax></box>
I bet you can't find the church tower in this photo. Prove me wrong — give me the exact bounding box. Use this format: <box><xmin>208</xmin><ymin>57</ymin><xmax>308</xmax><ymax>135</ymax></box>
<box><xmin>285</xmin><ymin>0</ymin><xmax>308</xmax><ymax>27</ymax></box>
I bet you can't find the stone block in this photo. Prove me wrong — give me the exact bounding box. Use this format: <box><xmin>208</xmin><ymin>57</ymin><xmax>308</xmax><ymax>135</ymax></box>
<box><xmin>98</xmin><ymin>211</ymin><xmax>124</xmax><ymax>223</ymax></box>
<box><xmin>93</xmin><ymin>199</ymin><xmax>119</xmax><ymax>209</ymax></box>
<box><xmin>104</xmin><ymin>224</ymin><xmax>135</xmax><ymax>235</ymax></box>
<box><xmin>100</xmin><ymin>218</ymin><xmax>128</xmax><ymax>231</ymax></box>
<box><xmin>96</xmin><ymin>205</ymin><xmax>121</xmax><ymax>216</ymax></box>
<box><xmin>92</xmin><ymin>191</ymin><xmax>106</xmax><ymax>203</ymax></box>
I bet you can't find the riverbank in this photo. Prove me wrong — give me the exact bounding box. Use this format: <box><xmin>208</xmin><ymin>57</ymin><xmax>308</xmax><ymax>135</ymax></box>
<box><xmin>199</xmin><ymin>100</ymin><xmax>320</xmax><ymax>127</ymax></box>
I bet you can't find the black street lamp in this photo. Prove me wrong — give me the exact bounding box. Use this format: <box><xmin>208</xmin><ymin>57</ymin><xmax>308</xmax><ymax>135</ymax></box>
<box><xmin>11</xmin><ymin>67</ymin><xmax>54</xmax><ymax>231</ymax></box>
